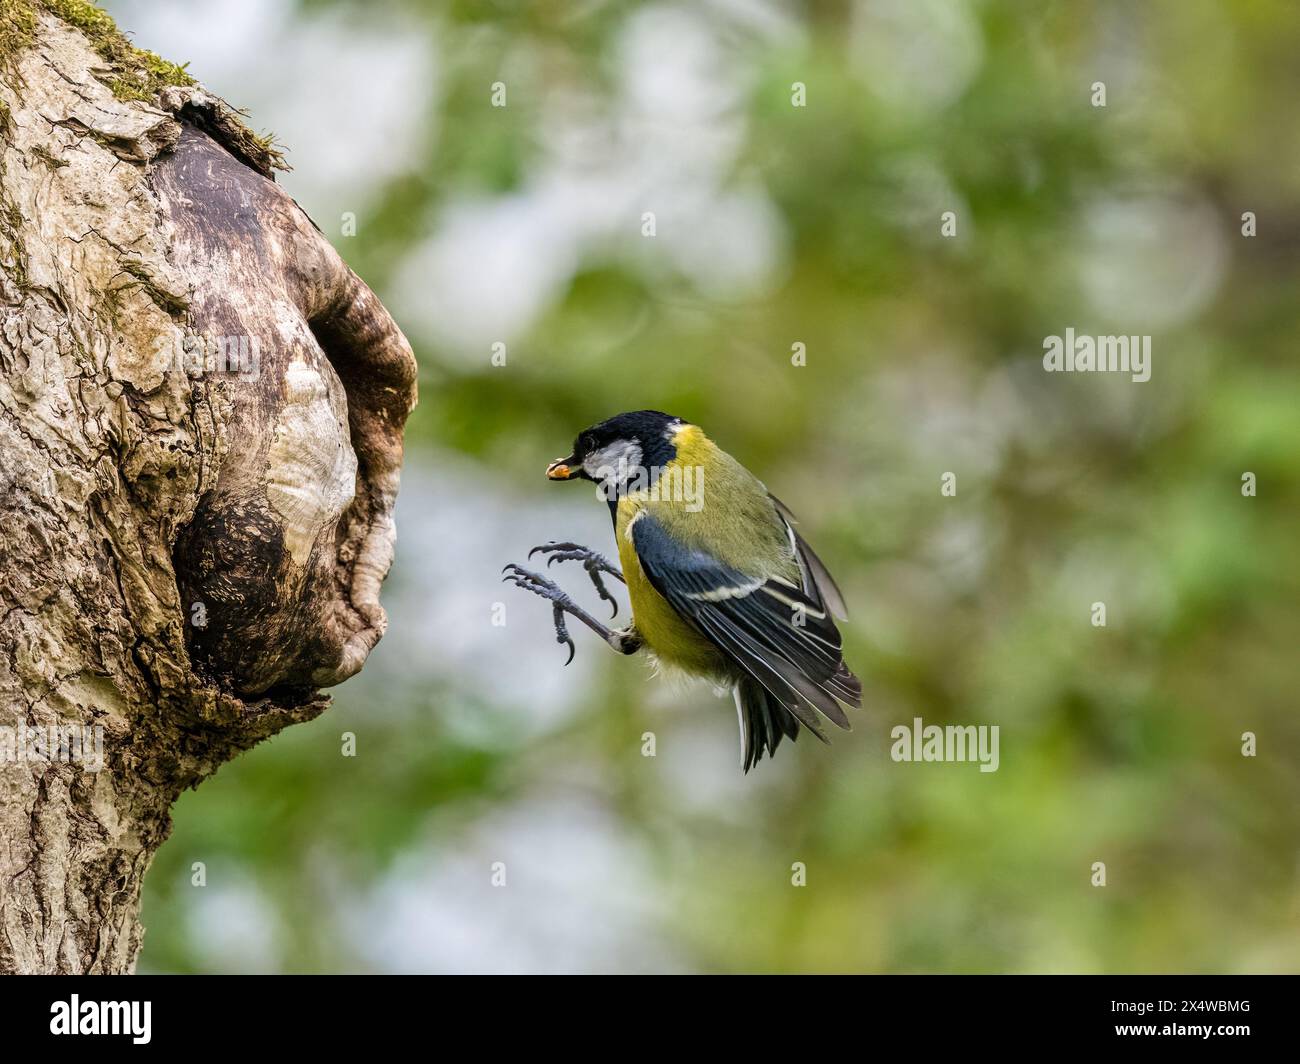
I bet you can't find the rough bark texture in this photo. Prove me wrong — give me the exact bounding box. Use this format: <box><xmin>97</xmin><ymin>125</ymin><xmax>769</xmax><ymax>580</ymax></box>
<box><xmin>0</xmin><ymin>7</ymin><xmax>417</xmax><ymax>972</ymax></box>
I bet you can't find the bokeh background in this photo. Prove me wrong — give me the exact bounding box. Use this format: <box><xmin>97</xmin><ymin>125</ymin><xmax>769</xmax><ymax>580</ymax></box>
<box><xmin>102</xmin><ymin>0</ymin><xmax>1298</xmax><ymax>973</ymax></box>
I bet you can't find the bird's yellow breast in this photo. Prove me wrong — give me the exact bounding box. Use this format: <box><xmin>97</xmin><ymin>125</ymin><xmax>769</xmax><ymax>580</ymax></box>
<box><xmin>616</xmin><ymin>502</ymin><xmax>728</xmax><ymax>678</ymax></box>
<box><xmin>614</xmin><ymin>424</ymin><xmax>732</xmax><ymax>678</ymax></box>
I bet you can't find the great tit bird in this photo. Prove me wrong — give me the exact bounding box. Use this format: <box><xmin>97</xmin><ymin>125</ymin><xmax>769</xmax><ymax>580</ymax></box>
<box><xmin>503</xmin><ymin>410</ymin><xmax>861</xmax><ymax>771</ymax></box>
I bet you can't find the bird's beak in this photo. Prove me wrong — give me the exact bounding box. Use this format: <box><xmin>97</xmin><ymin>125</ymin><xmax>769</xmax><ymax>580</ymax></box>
<box><xmin>546</xmin><ymin>454</ymin><xmax>580</xmax><ymax>480</ymax></box>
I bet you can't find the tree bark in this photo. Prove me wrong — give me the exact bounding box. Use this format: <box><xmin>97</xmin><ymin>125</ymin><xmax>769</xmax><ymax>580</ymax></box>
<box><xmin>0</xmin><ymin>5</ymin><xmax>417</xmax><ymax>972</ymax></box>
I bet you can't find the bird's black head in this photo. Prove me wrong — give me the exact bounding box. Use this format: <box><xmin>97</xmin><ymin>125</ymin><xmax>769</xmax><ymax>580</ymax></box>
<box><xmin>546</xmin><ymin>410</ymin><xmax>686</xmax><ymax>485</ymax></box>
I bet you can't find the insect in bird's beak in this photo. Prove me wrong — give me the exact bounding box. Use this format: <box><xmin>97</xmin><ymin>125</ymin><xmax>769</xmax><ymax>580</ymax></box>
<box><xmin>546</xmin><ymin>455</ymin><xmax>579</xmax><ymax>480</ymax></box>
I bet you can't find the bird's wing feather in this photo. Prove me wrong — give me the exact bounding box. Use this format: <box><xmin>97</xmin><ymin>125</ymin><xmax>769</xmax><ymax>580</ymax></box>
<box><xmin>769</xmin><ymin>493</ymin><xmax>849</xmax><ymax>621</ymax></box>
<box><xmin>630</xmin><ymin>511</ymin><xmax>859</xmax><ymax>739</ymax></box>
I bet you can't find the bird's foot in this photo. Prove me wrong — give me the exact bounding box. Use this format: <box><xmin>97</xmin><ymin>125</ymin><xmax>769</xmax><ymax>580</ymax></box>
<box><xmin>527</xmin><ymin>541</ymin><xmax>625</xmax><ymax>618</ymax></box>
<box><xmin>502</xmin><ymin>563</ymin><xmax>638</xmax><ymax>663</ymax></box>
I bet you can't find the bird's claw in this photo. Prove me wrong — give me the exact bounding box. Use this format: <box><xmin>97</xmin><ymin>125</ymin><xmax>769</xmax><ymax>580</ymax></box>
<box><xmin>552</xmin><ymin>606</ymin><xmax>575</xmax><ymax>666</ymax></box>
<box><xmin>501</xmin><ymin>564</ymin><xmax>579</xmax><ymax>664</ymax></box>
<box><xmin>526</xmin><ymin>541</ymin><xmax>623</xmax><ymax>618</ymax></box>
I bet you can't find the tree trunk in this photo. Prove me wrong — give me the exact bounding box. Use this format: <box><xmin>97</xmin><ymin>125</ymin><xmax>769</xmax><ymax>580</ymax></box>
<box><xmin>0</xmin><ymin>4</ymin><xmax>417</xmax><ymax>973</ymax></box>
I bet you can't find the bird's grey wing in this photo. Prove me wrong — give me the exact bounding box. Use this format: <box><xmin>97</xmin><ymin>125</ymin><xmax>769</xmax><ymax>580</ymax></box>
<box><xmin>768</xmin><ymin>493</ymin><xmax>849</xmax><ymax>621</ymax></box>
<box><xmin>630</xmin><ymin>511</ymin><xmax>860</xmax><ymax>744</ymax></box>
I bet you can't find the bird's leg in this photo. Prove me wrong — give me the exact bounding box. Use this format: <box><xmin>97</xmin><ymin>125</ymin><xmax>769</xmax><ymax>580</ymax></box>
<box><xmin>502</xmin><ymin>564</ymin><xmax>642</xmax><ymax>665</ymax></box>
<box><xmin>527</xmin><ymin>541</ymin><xmax>624</xmax><ymax>618</ymax></box>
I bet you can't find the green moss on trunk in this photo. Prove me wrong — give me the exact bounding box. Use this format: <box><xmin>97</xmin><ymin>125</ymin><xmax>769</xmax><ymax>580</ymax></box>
<box><xmin>44</xmin><ymin>0</ymin><xmax>196</xmax><ymax>100</ymax></box>
<box><xmin>0</xmin><ymin>0</ymin><xmax>36</xmax><ymax>59</ymax></box>
<box><xmin>0</xmin><ymin>0</ymin><xmax>286</xmax><ymax>173</ymax></box>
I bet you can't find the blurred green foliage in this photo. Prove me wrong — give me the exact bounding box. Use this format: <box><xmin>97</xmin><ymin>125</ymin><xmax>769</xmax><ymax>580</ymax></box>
<box><xmin>130</xmin><ymin>0</ymin><xmax>1298</xmax><ymax>972</ymax></box>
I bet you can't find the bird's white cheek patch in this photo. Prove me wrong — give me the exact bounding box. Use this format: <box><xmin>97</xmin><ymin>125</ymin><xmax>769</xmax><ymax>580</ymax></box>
<box><xmin>265</xmin><ymin>356</ymin><xmax>358</xmax><ymax>566</ymax></box>
<box><xmin>583</xmin><ymin>440</ymin><xmax>643</xmax><ymax>482</ymax></box>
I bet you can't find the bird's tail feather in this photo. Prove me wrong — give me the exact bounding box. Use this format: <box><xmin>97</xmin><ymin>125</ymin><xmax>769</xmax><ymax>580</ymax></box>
<box><xmin>734</xmin><ymin>676</ymin><xmax>802</xmax><ymax>773</ymax></box>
